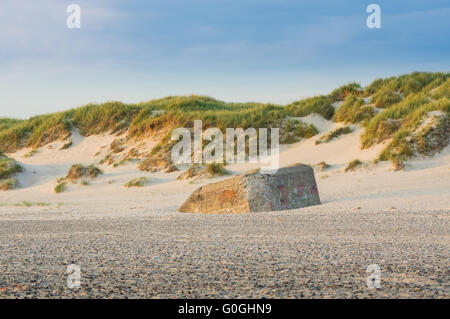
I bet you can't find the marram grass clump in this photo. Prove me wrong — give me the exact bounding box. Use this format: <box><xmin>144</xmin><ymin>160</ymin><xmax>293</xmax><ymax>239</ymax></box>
<box><xmin>285</xmin><ymin>95</ymin><xmax>335</xmax><ymax>120</ymax></box>
<box><xmin>124</xmin><ymin>177</ymin><xmax>150</xmax><ymax>188</ymax></box>
<box><xmin>345</xmin><ymin>159</ymin><xmax>363</xmax><ymax>172</ymax></box>
<box><xmin>23</xmin><ymin>150</ymin><xmax>37</xmax><ymax>158</ymax></box>
<box><xmin>370</xmin><ymin>88</ymin><xmax>403</xmax><ymax>108</ymax></box>
<box><xmin>280</xmin><ymin>120</ymin><xmax>318</xmax><ymax>144</ymax></box>
<box><xmin>54</xmin><ymin>181</ymin><xmax>67</xmax><ymax>193</ymax></box>
<box><xmin>59</xmin><ymin>141</ymin><xmax>72</xmax><ymax>150</ymax></box>
<box><xmin>315</xmin><ymin>126</ymin><xmax>352</xmax><ymax>144</ymax></box>
<box><xmin>315</xmin><ymin>161</ymin><xmax>331</xmax><ymax>171</ymax></box>
<box><xmin>0</xmin><ymin>156</ymin><xmax>24</xmax><ymax>179</ymax></box>
<box><xmin>205</xmin><ymin>162</ymin><xmax>229</xmax><ymax>176</ymax></box>
<box><xmin>0</xmin><ymin>178</ymin><xmax>20</xmax><ymax>191</ymax></box>
<box><xmin>329</xmin><ymin>82</ymin><xmax>363</xmax><ymax>102</ymax></box>
<box><xmin>376</xmin><ymin>113</ymin><xmax>450</xmax><ymax>167</ymax></box>
<box><xmin>65</xmin><ymin>164</ymin><xmax>103</xmax><ymax>182</ymax></box>
<box><xmin>177</xmin><ymin>162</ymin><xmax>230</xmax><ymax>180</ymax></box>
<box><xmin>14</xmin><ymin>201</ymin><xmax>51</xmax><ymax>207</ymax></box>
<box><xmin>333</xmin><ymin>95</ymin><xmax>374</xmax><ymax>124</ymax></box>
<box><xmin>0</xmin><ymin>155</ymin><xmax>23</xmax><ymax>191</ymax></box>
<box><xmin>81</xmin><ymin>179</ymin><xmax>90</xmax><ymax>186</ymax></box>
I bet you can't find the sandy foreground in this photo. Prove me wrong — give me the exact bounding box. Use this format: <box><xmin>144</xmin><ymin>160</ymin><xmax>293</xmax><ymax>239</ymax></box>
<box><xmin>0</xmin><ymin>124</ymin><xmax>449</xmax><ymax>298</ymax></box>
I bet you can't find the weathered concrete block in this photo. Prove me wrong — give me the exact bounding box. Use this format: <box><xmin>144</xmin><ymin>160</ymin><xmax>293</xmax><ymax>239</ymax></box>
<box><xmin>178</xmin><ymin>163</ymin><xmax>320</xmax><ymax>213</ymax></box>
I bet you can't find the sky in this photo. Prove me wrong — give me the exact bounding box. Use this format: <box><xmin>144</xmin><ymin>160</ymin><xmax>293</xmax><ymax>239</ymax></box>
<box><xmin>0</xmin><ymin>0</ymin><xmax>449</xmax><ymax>119</ymax></box>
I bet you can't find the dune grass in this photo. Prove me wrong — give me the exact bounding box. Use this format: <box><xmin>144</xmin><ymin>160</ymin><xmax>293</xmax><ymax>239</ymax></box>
<box><xmin>0</xmin><ymin>178</ymin><xmax>20</xmax><ymax>191</ymax></box>
<box><xmin>371</xmin><ymin>88</ymin><xmax>403</xmax><ymax>108</ymax></box>
<box><xmin>364</xmin><ymin>72</ymin><xmax>448</xmax><ymax>97</ymax></box>
<box><xmin>280</xmin><ymin>119</ymin><xmax>318</xmax><ymax>144</ymax></box>
<box><xmin>0</xmin><ymin>72</ymin><xmax>447</xmax><ymax>169</ymax></box>
<box><xmin>0</xmin><ymin>118</ymin><xmax>24</xmax><ymax>131</ymax></box>
<box><xmin>345</xmin><ymin>159</ymin><xmax>363</xmax><ymax>172</ymax></box>
<box><xmin>315</xmin><ymin>126</ymin><xmax>352</xmax><ymax>144</ymax></box>
<box><xmin>59</xmin><ymin>141</ymin><xmax>72</xmax><ymax>150</ymax></box>
<box><xmin>205</xmin><ymin>162</ymin><xmax>229</xmax><ymax>176</ymax></box>
<box><xmin>0</xmin><ymin>94</ymin><xmax>328</xmax><ymax>154</ymax></box>
<box><xmin>23</xmin><ymin>150</ymin><xmax>37</xmax><ymax>158</ymax></box>
<box><xmin>284</xmin><ymin>95</ymin><xmax>335</xmax><ymax>120</ymax></box>
<box><xmin>0</xmin><ymin>155</ymin><xmax>23</xmax><ymax>190</ymax></box>
<box><xmin>361</xmin><ymin>95</ymin><xmax>449</xmax><ymax>149</ymax></box>
<box><xmin>124</xmin><ymin>177</ymin><xmax>150</xmax><ymax>188</ymax></box>
<box><xmin>14</xmin><ymin>201</ymin><xmax>51</xmax><ymax>207</ymax></box>
<box><xmin>333</xmin><ymin>95</ymin><xmax>374</xmax><ymax>124</ymax></box>
<box><xmin>360</xmin><ymin>74</ymin><xmax>449</xmax><ymax>154</ymax></box>
<box><xmin>65</xmin><ymin>164</ymin><xmax>102</xmax><ymax>181</ymax></box>
<box><xmin>432</xmin><ymin>78</ymin><xmax>450</xmax><ymax>99</ymax></box>
<box><xmin>376</xmin><ymin>129</ymin><xmax>413</xmax><ymax>166</ymax></box>
<box><xmin>413</xmin><ymin>114</ymin><xmax>450</xmax><ymax>155</ymax></box>
<box><xmin>178</xmin><ymin>162</ymin><xmax>229</xmax><ymax>180</ymax></box>
<box><xmin>329</xmin><ymin>82</ymin><xmax>363</xmax><ymax>101</ymax></box>
<box><xmin>315</xmin><ymin>161</ymin><xmax>331</xmax><ymax>171</ymax></box>
<box><xmin>361</xmin><ymin>73</ymin><xmax>449</xmax><ymax>164</ymax></box>
<box><xmin>54</xmin><ymin>182</ymin><xmax>67</xmax><ymax>193</ymax></box>
<box><xmin>377</xmin><ymin>114</ymin><xmax>450</xmax><ymax>165</ymax></box>
<box><xmin>0</xmin><ymin>155</ymin><xmax>24</xmax><ymax>180</ymax></box>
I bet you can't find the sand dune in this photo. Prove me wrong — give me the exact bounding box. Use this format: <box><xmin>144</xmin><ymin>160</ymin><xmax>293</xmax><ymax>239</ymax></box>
<box><xmin>1</xmin><ymin>113</ymin><xmax>449</xmax><ymax>217</ymax></box>
<box><xmin>1</xmin><ymin>110</ymin><xmax>449</xmax><ymax>299</ymax></box>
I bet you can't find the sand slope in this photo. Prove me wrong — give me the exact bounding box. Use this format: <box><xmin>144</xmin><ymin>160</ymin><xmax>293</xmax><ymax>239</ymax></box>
<box><xmin>1</xmin><ymin>113</ymin><xmax>448</xmax><ymax>218</ymax></box>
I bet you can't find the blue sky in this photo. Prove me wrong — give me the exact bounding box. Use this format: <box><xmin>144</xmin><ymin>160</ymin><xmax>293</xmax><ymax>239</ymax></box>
<box><xmin>1</xmin><ymin>0</ymin><xmax>449</xmax><ymax>118</ymax></box>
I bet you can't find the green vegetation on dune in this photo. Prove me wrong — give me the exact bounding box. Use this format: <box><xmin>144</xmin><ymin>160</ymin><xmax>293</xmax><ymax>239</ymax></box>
<box><xmin>315</xmin><ymin>161</ymin><xmax>330</xmax><ymax>171</ymax></box>
<box><xmin>316</xmin><ymin>126</ymin><xmax>352</xmax><ymax>144</ymax></box>
<box><xmin>70</xmin><ymin>102</ymin><xmax>142</xmax><ymax>135</ymax></box>
<box><xmin>345</xmin><ymin>159</ymin><xmax>363</xmax><ymax>172</ymax></box>
<box><xmin>370</xmin><ymin>88</ymin><xmax>403</xmax><ymax>108</ymax></box>
<box><xmin>0</xmin><ymin>113</ymin><xmax>72</xmax><ymax>152</ymax></box>
<box><xmin>151</xmin><ymin>103</ymin><xmax>285</xmax><ymax>134</ymax></box>
<box><xmin>0</xmin><ymin>155</ymin><xmax>23</xmax><ymax>180</ymax></box>
<box><xmin>364</xmin><ymin>72</ymin><xmax>448</xmax><ymax>97</ymax></box>
<box><xmin>138</xmin><ymin>95</ymin><xmax>251</xmax><ymax>112</ymax></box>
<box><xmin>333</xmin><ymin>95</ymin><xmax>375</xmax><ymax>124</ymax></box>
<box><xmin>0</xmin><ymin>154</ymin><xmax>23</xmax><ymax>191</ymax></box>
<box><xmin>413</xmin><ymin>114</ymin><xmax>450</xmax><ymax>155</ymax></box>
<box><xmin>177</xmin><ymin>162</ymin><xmax>230</xmax><ymax>180</ymax></box>
<box><xmin>65</xmin><ymin>164</ymin><xmax>102</xmax><ymax>181</ymax></box>
<box><xmin>285</xmin><ymin>95</ymin><xmax>334</xmax><ymax>120</ymax></box>
<box><xmin>377</xmin><ymin>113</ymin><xmax>450</xmax><ymax>164</ymax></box>
<box><xmin>361</xmin><ymin>94</ymin><xmax>449</xmax><ymax>149</ymax></box>
<box><xmin>0</xmin><ymin>94</ymin><xmax>334</xmax><ymax>155</ymax></box>
<box><xmin>54</xmin><ymin>181</ymin><xmax>67</xmax><ymax>193</ymax></box>
<box><xmin>124</xmin><ymin>176</ymin><xmax>150</xmax><ymax>188</ymax></box>
<box><xmin>0</xmin><ymin>118</ymin><xmax>24</xmax><ymax>131</ymax></box>
<box><xmin>329</xmin><ymin>82</ymin><xmax>363</xmax><ymax>102</ymax></box>
<box><xmin>0</xmin><ymin>178</ymin><xmax>20</xmax><ymax>191</ymax></box>
<box><xmin>205</xmin><ymin>162</ymin><xmax>230</xmax><ymax>176</ymax></box>
<box><xmin>14</xmin><ymin>201</ymin><xmax>51</xmax><ymax>207</ymax></box>
<box><xmin>280</xmin><ymin>119</ymin><xmax>318</xmax><ymax>144</ymax></box>
<box><xmin>355</xmin><ymin>72</ymin><xmax>450</xmax><ymax>167</ymax></box>
<box><xmin>0</xmin><ymin>72</ymin><xmax>448</xmax><ymax>170</ymax></box>
<box><xmin>0</xmin><ymin>97</ymin><xmax>290</xmax><ymax>153</ymax></box>
<box><xmin>23</xmin><ymin>150</ymin><xmax>37</xmax><ymax>158</ymax></box>
<box><xmin>432</xmin><ymin>78</ymin><xmax>450</xmax><ymax>99</ymax></box>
